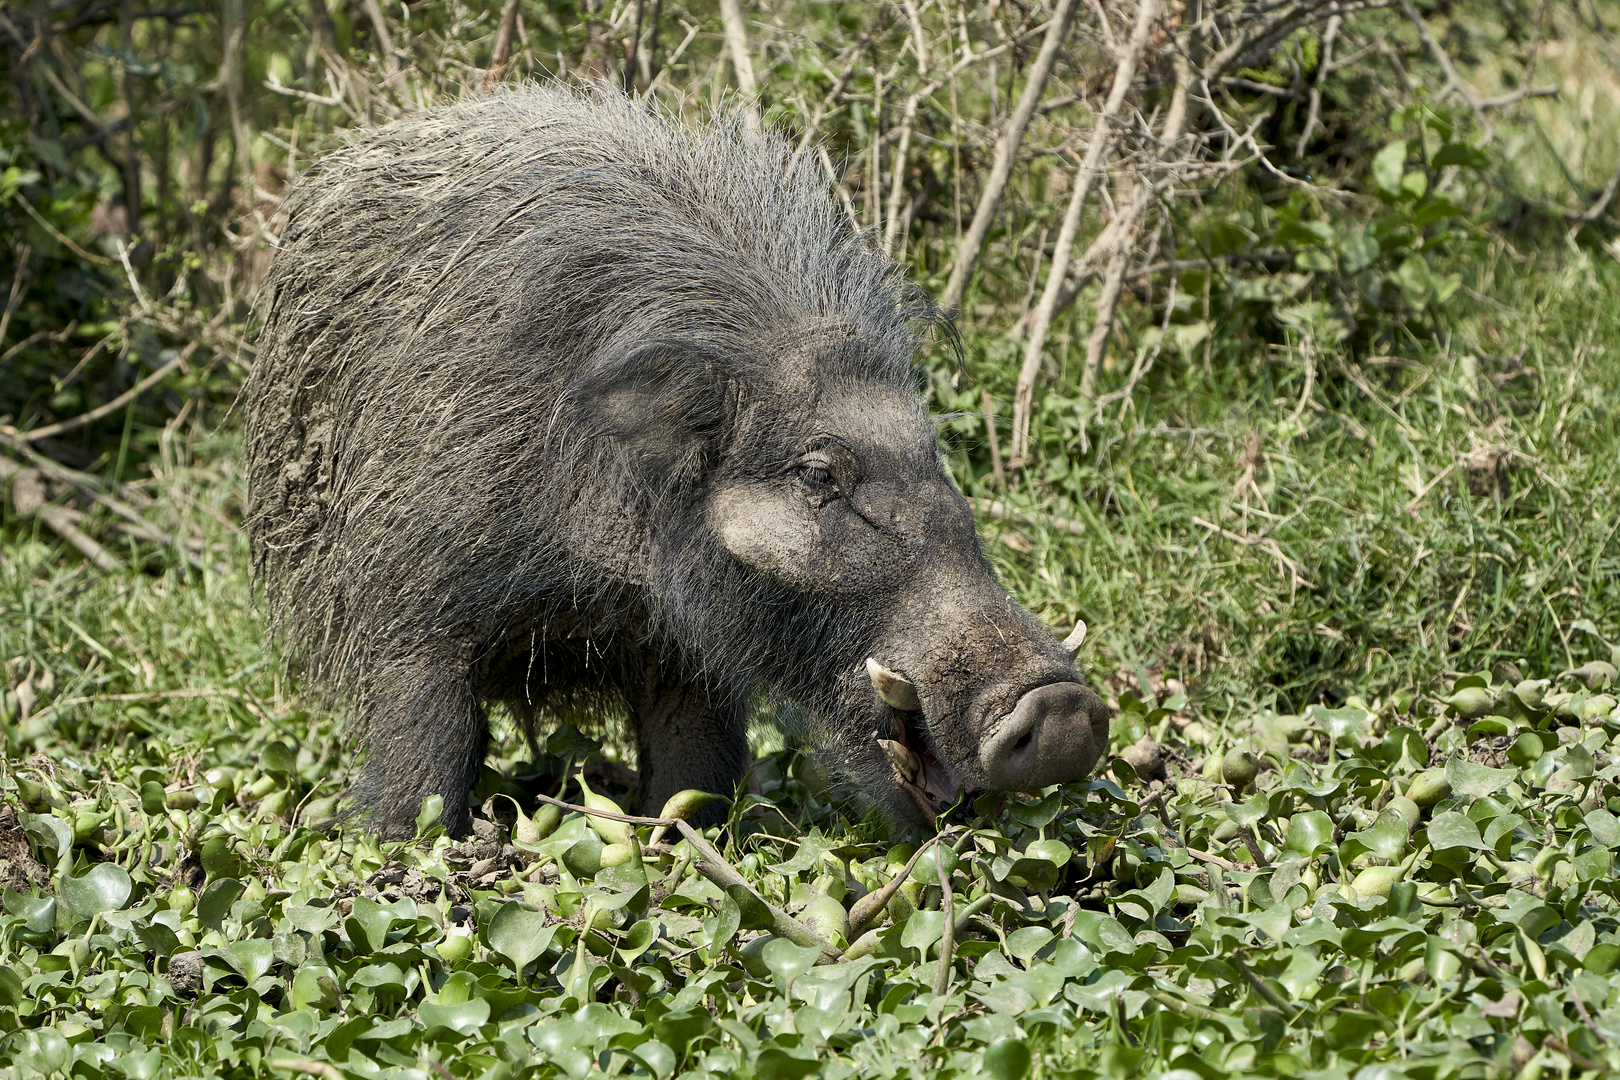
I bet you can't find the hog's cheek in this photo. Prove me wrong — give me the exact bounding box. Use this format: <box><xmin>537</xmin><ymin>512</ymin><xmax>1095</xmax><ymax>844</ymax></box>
<box><xmin>708</xmin><ymin>485</ymin><xmax>824</xmax><ymax>589</ymax></box>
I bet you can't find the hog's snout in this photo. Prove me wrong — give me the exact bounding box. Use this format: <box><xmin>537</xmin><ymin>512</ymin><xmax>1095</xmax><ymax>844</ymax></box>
<box><xmin>980</xmin><ymin>682</ymin><xmax>1111</xmax><ymax>791</ymax></box>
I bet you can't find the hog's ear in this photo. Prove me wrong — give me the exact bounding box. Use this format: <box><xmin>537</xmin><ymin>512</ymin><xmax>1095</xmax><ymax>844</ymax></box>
<box><xmin>579</xmin><ymin>346</ymin><xmax>730</xmax><ymax>485</ymax></box>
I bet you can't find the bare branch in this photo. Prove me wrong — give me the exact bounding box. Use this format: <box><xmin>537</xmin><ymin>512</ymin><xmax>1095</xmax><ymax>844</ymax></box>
<box><xmin>939</xmin><ymin>0</ymin><xmax>1082</xmax><ymax>313</ymax></box>
<box><xmin>6</xmin><ymin>341</ymin><xmax>199</xmax><ymax>444</ymax></box>
<box><xmin>1578</xmin><ymin>160</ymin><xmax>1620</xmax><ymax>224</ymax></box>
<box><xmin>1394</xmin><ymin>0</ymin><xmax>1491</xmax><ymax>139</ymax></box>
<box><xmin>718</xmin><ymin>0</ymin><xmax>759</xmax><ymax>127</ymax></box>
<box><xmin>1295</xmin><ymin>14</ymin><xmax>1340</xmax><ymax>157</ymax></box>
<box><xmin>1012</xmin><ymin>0</ymin><xmax>1158</xmax><ymax>464</ymax></box>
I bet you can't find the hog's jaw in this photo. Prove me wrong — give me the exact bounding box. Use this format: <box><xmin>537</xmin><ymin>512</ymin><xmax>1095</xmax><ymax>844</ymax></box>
<box><xmin>704</xmin><ymin>378</ymin><xmax>1110</xmax><ymax>828</ymax></box>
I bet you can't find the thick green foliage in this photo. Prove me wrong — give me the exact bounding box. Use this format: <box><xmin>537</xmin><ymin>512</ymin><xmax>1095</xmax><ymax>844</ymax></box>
<box><xmin>4</xmin><ymin>558</ymin><xmax>1620</xmax><ymax>1078</ymax></box>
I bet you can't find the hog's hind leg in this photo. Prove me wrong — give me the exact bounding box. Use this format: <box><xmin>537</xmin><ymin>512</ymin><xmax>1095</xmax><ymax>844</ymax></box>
<box><xmin>626</xmin><ymin>654</ymin><xmax>748</xmax><ymax>826</ymax></box>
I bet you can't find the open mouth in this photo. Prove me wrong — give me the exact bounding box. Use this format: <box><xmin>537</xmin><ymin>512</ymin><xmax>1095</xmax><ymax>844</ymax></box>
<box><xmin>877</xmin><ymin>710</ymin><xmax>975</xmax><ymax>819</ymax></box>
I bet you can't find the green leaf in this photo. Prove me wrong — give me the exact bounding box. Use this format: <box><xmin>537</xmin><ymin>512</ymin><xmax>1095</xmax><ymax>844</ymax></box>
<box><xmin>22</xmin><ymin>812</ymin><xmax>73</xmax><ymax>872</ymax></box>
<box><xmin>222</xmin><ymin>939</ymin><xmax>274</xmax><ymax>983</ymax></box>
<box><xmin>765</xmin><ymin>837</ymin><xmax>829</xmax><ymax>874</ymax></box>
<box><xmin>1445</xmin><ymin>756</ymin><xmax>1517</xmax><ymax>798</ymax></box>
<box><xmin>761</xmin><ymin>937</ymin><xmax>820</xmax><ymax>985</ymax></box>
<box><xmin>486</xmin><ymin>902</ymin><xmax>559</xmax><ymax>975</ymax></box>
<box><xmin>1245</xmin><ymin>902</ymin><xmax>1291</xmax><ymax>944</ymax></box>
<box><xmin>1586</xmin><ymin>809</ymin><xmax>1620</xmax><ymax>848</ymax></box>
<box><xmin>1283</xmin><ymin>811</ymin><xmax>1335</xmax><ymax>856</ymax></box>
<box><xmin>546</xmin><ymin>725</ymin><xmax>601</xmax><ymax>759</ymax></box>
<box><xmin>1585</xmin><ymin>944</ymin><xmax>1620</xmax><ymax>974</ymax></box>
<box><xmin>1347</xmin><ymin>810</ymin><xmax>1410</xmax><ymax>861</ymax></box>
<box><xmin>291</xmin><ymin>966</ymin><xmax>340</xmax><ymax>1011</ymax></box>
<box><xmin>1427</xmin><ymin>811</ymin><xmax>1485</xmax><ymax>849</ymax></box>
<box><xmin>56</xmin><ymin>863</ymin><xmax>131</xmax><ymax>924</ymax></box>
<box><xmin>1431</xmin><ymin>141</ymin><xmax>1490</xmax><ymax>168</ymax></box>
<box><xmin>616</xmin><ymin>918</ymin><xmax>658</xmax><ymax>964</ymax></box>
<box><xmin>1007</xmin><ymin>926</ymin><xmax>1055</xmax><ymax>966</ymax></box>
<box><xmin>1313</xmin><ymin>705</ymin><xmax>1371</xmax><ymax>747</ymax></box>
<box><xmin>899</xmin><ymin>909</ymin><xmax>946</xmax><ymax>959</ymax></box>
<box><xmin>1373</xmin><ymin>141</ymin><xmax>1408</xmax><ymax>198</ymax></box>
<box><xmin>420</xmin><ymin>997</ymin><xmax>489</xmax><ymax>1036</ymax></box>
<box><xmin>630</xmin><ymin>1040</ymin><xmax>677</xmax><ymax>1080</ymax></box>
<box><xmin>724</xmin><ymin>884</ymin><xmax>773</xmax><ymax>931</ymax></box>
<box><xmin>1225</xmin><ymin>793</ymin><xmax>1270</xmax><ymax>827</ymax></box>
<box><xmin>708</xmin><ymin>894</ymin><xmax>741</xmax><ymax>954</ymax></box>
<box><xmin>260</xmin><ymin>740</ymin><xmax>297</xmax><ymax>776</ymax></box>
<box><xmin>139</xmin><ymin>781</ymin><xmax>168</xmax><ymax>816</ymax></box>
<box><xmin>1024</xmin><ymin>838</ymin><xmax>1072</xmax><ymax>869</ymax></box>
<box><xmin>755</xmin><ymin>1048</ymin><xmax>820</xmax><ymax>1080</ymax></box>
<box><xmin>414</xmin><ymin>793</ymin><xmax>445</xmax><ymax>836</ymax></box>
<box><xmin>1340</xmin><ymin>230</ymin><xmax>1380</xmax><ymax>273</ymax></box>
<box><xmin>983</xmin><ymin>1037</ymin><xmax>1034</xmax><ymax>1080</ymax></box>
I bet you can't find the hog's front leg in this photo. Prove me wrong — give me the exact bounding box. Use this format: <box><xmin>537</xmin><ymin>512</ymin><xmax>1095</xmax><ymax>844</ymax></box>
<box><xmin>354</xmin><ymin>658</ymin><xmax>488</xmax><ymax>838</ymax></box>
<box><xmin>626</xmin><ymin>654</ymin><xmax>748</xmax><ymax>825</ymax></box>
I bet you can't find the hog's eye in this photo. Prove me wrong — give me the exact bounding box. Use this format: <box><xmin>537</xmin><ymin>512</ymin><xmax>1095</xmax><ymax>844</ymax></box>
<box><xmin>796</xmin><ymin>454</ymin><xmax>835</xmax><ymax>489</ymax></box>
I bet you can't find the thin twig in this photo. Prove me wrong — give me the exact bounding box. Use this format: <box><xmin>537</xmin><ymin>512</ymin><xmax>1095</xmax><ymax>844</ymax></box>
<box><xmin>932</xmin><ymin>847</ymin><xmax>956</xmax><ymax>996</ymax></box>
<box><xmin>980</xmin><ymin>391</ymin><xmax>1006</xmax><ymax>488</ymax></box>
<box><xmin>1578</xmin><ymin>159</ymin><xmax>1620</xmax><ymax>224</ymax></box>
<box><xmin>4</xmin><ymin>464</ymin><xmax>121</xmax><ymax>572</ymax></box>
<box><xmin>1295</xmin><ymin>15</ymin><xmax>1339</xmax><ymax>157</ymax></box>
<box><xmin>1394</xmin><ymin>0</ymin><xmax>1490</xmax><ymax>139</ymax></box>
<box><xmin>9</xmin><ymin>193</ymin><xmax>113</xmax><ymax>264</ymax></box>
<box><xmin>6</xmin><ymin>341</ymin><xmax>198</xmax><ymax>444</ymax></box>
<box><xmin>1184</xmin><ymin>847</ymin><xmax>1248</xmax><ymax>872</ymax></box>
<box><xmin>533</xmin><ymin>791</ymin><xmax>677</xmax><ymax>828</ymax></box>
<box><xmin>1152</xmin><ymin>991</ymin><xmax>1229</xmax><ymax>1022</ymax></box>
<box><xmin>717</xmin><ymin>0</ymin><xmax>758</xmax><ymax>126</ymax></box>
<box><xmin>1192</xmin><ymin>515</ymin><xmax>1311</xmax><ymax>593</ymax></box>
<box><xmin>268</xmin><ymin>1060</ymin><xmax>344</xmax><ymax>1080</ymax></box>
<box><xmin>1230</xmin><ymin>951</ymin><xmax>1295</xmax><ymax>1015</ymax></box>
<box><xmin>968</xmin><ymin>497</ymin><xmax>1085</xmax><ymax>537</ymax></box>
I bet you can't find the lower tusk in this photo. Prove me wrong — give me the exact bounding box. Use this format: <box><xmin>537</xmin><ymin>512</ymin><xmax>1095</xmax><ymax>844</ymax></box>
<box><xmin>1062</xmin><ymin>619</ymin><xmax>1087</xmax><ymax>659</ymax></box>
<box><xmin>866</xmin><ymin>657</ymin><xmax>921</xmax><ymax>711</ymax></box>
<box><xmin>877</xmin><ymin>738</ymin><xmax>921</xmax><ymax>783</ymax></box>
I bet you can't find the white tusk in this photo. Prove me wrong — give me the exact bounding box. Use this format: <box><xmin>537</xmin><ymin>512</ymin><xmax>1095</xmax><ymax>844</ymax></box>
<box><xmin>865</xmin><ymin>657</ymin><xmax>921</xmax><ymax>711</ymax></box>
<box><xmin>877</xmin><ymin>738</ymin><xmax>920</xmax><ymax>783</ymax></box>
<box><xmin>1062</xmin><ymin>619</ymin><xmax>1088</xmax><ymax>658</ymax></box>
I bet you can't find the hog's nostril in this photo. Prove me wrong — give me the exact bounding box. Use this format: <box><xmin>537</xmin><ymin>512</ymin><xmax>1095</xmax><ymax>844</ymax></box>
<box><xmin>980</xmin><ymin>681</ymin><xmax>1110</xmax><ymax>792</ymax></box>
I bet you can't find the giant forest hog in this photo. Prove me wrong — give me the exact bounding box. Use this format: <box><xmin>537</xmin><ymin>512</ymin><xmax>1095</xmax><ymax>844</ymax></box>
<box><xmin>242</xmin><ymin>86</ymin><xmax>1110</xmax><ymax>836</ymax></box>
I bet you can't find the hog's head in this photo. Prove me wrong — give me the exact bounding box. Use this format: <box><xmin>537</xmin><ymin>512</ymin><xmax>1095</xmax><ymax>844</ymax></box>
<box><xmin>700</xmin><ymin>353</ymin><xmax>1112</xmax><ymax>829</ymax></box>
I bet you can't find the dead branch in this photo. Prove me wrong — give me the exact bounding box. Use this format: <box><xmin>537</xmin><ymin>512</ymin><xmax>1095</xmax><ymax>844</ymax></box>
<box><xmin>359</xmin><ymin>0</ymin><xmax>401</xmax><ymax>80</ymax></box>
<box><xmin>490</xmin><ymin>0</ymin><xmax>522</xmax><ymax>77</ymax></box>
<box><xmin>5</xmin><ymin>341</ymin><xmax>199</xmax><ymax>444</ymax></box>
<box><xmin>718</xmin><ymin>0</ymin><xmax>759</xmax><ymax>127</ymax></box>
<box><xmin>1578</xmin><ymin>160</ymin><xmax>1620</xmax><ymax>224</ymax></box>
<box><xmin>1394</xmin><ymin>0</ymin><xmax>1491</xmax><ymax>139</ymax></box>
<box><xmin>675</xmin><ymin>820</ymin><xmax>843</xmax><ymax>962</ymax></box>
<box><xmin>3</xmin><ymin>463</ymin><xmax>121</xmax><ymax>572</ymax></box>
<box><xmin>939</xmin><ymin>0</ymin><xmax>1082</xmax><ymax>313</ymax></box>
<box><xmin>1295</xmin><ymin>14</ymin><xmax>1340</xmax><ymax>157</ymax></box>
<box><xmin>1012</xmin><ymin>0</ymin><xmax>1158</xmax><ymax>465</ymax></box>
